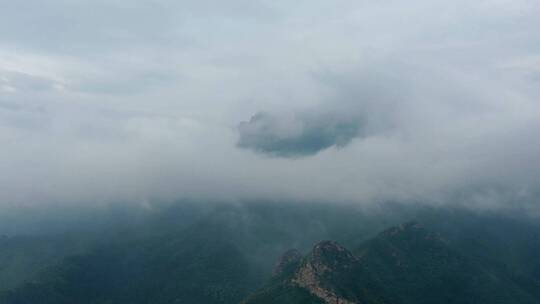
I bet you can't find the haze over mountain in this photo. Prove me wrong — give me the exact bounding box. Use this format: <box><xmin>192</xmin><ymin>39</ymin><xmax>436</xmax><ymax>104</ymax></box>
<box><xmin>1</xmin><ymin>203</ymin><xmax>539</xmax><ymax>304</ymax></box>
<box><xmin>1</xmin><ymin>1</ymin><xmax>540</xmax><ymax>303</ymax></box>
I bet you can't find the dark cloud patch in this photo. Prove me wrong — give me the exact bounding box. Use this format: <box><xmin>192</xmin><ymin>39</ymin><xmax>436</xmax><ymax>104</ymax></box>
<box><xmin>237</xmin><ymin>112</ymin><xmax>362</xmax><ymax>157</ymax></box>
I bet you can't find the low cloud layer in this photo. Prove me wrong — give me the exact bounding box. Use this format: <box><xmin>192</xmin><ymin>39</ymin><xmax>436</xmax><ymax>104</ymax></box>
<box><xmin>1</xmin><ymin>1</ymin><xmax>540</xmax><ymax>213</ymax></box>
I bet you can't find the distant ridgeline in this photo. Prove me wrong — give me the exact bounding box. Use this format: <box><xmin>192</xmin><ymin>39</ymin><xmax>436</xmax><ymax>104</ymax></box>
<box><xmin>1</xmin><ymin>203</ymin><xmax>540</xmax><ymax>304</ymax></box>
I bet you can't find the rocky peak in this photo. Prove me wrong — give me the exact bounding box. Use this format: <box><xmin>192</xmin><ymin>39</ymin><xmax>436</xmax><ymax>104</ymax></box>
<box><xmin>292</xmin><ymin>241</ymin><xmax>358</xmax><ymax>304</ymax></box>
<box><xmin>272</xmin><ymin>249</ymin><xmax>302</xmax><ymax>277</ymax></box>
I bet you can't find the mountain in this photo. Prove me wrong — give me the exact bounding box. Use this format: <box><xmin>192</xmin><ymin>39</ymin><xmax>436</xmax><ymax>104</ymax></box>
<box><xmin>243</xmin><ymin>222</ymin><xmax>540</xmax><ymax>304</ymax></box>
<box><xmin>0</xmin><ymin>235</ymin><xmax>89</xmax><ymax>293</ymax></box>
<box><xmin>2</xmin><ymin>203</ymin><xmax>540</xmax><ymax>304</ymax></box>
<box><xmin>0</xmin><ymin>221</ymin><xmax>263</xmax><ymax>304</ymax></box>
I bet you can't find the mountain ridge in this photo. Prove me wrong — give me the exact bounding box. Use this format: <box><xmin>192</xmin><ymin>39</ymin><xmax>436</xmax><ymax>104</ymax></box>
<box><xmin>244</xmin><ymin>221</ymin><xmax>540</xmax><ymax>304</ymax></box>
<box><xmin>2</xmin><ymin>204</ymin><xmax>540</xmax><ymax>304</ymax></box>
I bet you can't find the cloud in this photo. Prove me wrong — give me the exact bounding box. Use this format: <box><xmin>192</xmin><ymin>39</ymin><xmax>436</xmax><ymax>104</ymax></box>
<box><xmin>1</xmin><ymin>0</ymin><xmax>540</xmax><ymax>213</ymax></box>
<box><xmin>237</xmin><ymin>111</ymin><xmax>362</xmax><ymax>157</ymax></box>
<box><xmin>236</xmin><ymin>66</ymin><xmax>411</xmax><ymax>158</ymax></box>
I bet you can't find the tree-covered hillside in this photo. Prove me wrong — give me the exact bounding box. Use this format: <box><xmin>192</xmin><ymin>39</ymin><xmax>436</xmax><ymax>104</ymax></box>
<box><xmin>1</xmin><ymin>202</ymin><xmax>539</xmax><ymax>304</ymax></box>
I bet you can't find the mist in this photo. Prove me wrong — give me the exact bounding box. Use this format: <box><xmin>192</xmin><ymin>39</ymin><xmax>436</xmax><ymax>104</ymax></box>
<box><xmin>1</xmin><ymin>0</ymin><xmax>540</xmax><ymax>215</ymax></box>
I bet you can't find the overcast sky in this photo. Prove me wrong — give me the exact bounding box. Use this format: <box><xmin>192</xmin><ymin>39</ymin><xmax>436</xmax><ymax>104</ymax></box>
<box><xmin>1</xmin><ymin>0</ymin><xmax>540</xmax><ymax>211</ymax></box>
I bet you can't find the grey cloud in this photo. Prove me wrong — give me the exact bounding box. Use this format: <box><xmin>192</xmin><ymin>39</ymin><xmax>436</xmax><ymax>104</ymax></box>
<box><xmin>237</xmin><ymin>111</ymin><xmax>363</xmax><ymax>157</ymax></box>
<box><xmin>236</xmin><ymin>66</ymin><xmax>410</xmax><ymax>158</ymax></box>
<box><xmin>1</xmin><ymin>0</ymin><xmax>540</xmax><ymax>212</ymax></box>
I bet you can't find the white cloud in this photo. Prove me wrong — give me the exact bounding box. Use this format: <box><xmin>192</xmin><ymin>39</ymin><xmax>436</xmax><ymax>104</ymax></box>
<box><xmin>0</xmin><ymin>0</ymin><xmax>539</xmax><ymax>211</ymax></box>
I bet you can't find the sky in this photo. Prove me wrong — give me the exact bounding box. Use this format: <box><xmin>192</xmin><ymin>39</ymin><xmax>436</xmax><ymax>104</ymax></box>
<box><xmin>1</xmin><ymin>0</ymin><xmax>540</xmax><ymax>212</ymax></box>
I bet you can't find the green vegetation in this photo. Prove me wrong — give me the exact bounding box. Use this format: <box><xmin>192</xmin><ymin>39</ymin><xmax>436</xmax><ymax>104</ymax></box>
<box><xmin>1</xmin><ymin>203</ymin><xmax>539</xmax><ymax>304</ymax></box>
<box><xmin>245</xmin><ymin>221</ymin><xmax>540</xmax><ymax>304</ymax></box>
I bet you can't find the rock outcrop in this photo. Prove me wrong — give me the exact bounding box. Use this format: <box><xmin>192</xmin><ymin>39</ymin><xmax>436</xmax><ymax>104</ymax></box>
<box><xmin>292</xmin><ymin>241</ymin><xmax>357</xmax><ymax>304</ymax></box>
